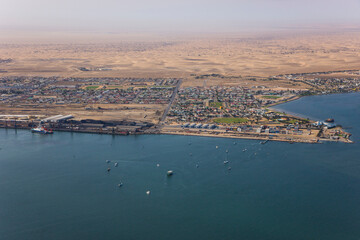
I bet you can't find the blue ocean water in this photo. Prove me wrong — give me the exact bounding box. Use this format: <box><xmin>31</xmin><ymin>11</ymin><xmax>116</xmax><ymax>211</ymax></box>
<box><xmin>0</xmin><ymin>93</ymin><xmax>360</xmax><ymax>240</ymax></box>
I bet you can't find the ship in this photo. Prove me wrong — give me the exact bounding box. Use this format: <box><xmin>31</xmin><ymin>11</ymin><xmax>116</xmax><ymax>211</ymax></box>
<box><xmin>31</xmin><ymin>124</ymin><xmax>53</xmax><ymax>134</ymax></box>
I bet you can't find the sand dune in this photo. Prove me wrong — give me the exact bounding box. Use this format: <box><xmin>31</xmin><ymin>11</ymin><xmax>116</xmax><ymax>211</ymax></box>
<box><xmin>1</xmin><ymin>30</ymin><xmax>360</xmax><ymax>81</ymax></box>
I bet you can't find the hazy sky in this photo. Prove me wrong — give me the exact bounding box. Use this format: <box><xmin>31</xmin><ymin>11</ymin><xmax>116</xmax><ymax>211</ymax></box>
<box><xmin>1</xmin><ymin>0</ymin><xmax>360</xmax><ymax>32</ymax></box>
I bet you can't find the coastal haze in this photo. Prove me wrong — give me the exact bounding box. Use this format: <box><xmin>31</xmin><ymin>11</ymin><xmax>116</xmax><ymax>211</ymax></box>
<box><xmin>1</xmin><ymin>0</ymin><xmax>360</xmax><ymax>78</ymax></box>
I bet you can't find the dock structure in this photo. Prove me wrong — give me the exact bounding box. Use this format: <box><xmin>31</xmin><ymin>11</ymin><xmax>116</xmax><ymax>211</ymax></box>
<box><xmin>0</xmin><ymin>115</ymin><xmax>29</xmax><ymax>118</ymax></box>
<box><xmin>42</xmin><ymin>115</ymin><xmax>74</xmax><ymax>122</ymax></box>
<box><xmin>50</xmin><ymin>115</ymin><xmax>74</xmax><ymax>122</ymax></box>
<box><xmin>42</xmin><ymin>115</ymin><xmax>63</xmax><ymax>122</ymax></box>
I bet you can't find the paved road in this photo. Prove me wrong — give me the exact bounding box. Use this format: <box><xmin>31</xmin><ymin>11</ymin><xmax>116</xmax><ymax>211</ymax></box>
<box><xmin>160</xmin><ymin>79</ymin><xmax>182</xmax><ymax>123</ymax></box>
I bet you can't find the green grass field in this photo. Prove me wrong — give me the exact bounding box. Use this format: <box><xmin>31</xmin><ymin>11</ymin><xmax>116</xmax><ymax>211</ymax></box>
<box><xmin>210</xmin><ymin>102</ymin><xmax>223</xmax><ymax>108</ymax></box>
<box><xmin>85</xmin><ymin>86</ymin><xmax>99</xmax><ymax>90</ymax></box>
<box><xmin>213</xmin><ymin>117</ymin><xmax>248</xmax><ymax>124</ymax></box>
<box><xmin>262</xmin><ymin>95</ymin><xmax>281</xmax><ymax>99</ymax></box>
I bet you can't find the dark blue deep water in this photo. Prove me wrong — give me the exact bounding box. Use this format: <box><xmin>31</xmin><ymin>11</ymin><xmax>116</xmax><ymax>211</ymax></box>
<box><xmin>1</xmin><ymin>93</ymin><xmax>360</xmax><ymax>240</ymax></box>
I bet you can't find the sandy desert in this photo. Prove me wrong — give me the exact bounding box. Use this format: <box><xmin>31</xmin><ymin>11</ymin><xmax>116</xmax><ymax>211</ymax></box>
<box><xmin>1</xmin><ymin>30</ymin><xmax>360</xmax><ymax>84</ymax></box>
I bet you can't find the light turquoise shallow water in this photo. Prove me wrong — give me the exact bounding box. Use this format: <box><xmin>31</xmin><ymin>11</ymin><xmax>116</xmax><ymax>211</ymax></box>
<box><xmin>0</xmin><ymin>93</ymin><xmax>360</xmax><ymax>240</ymax></box>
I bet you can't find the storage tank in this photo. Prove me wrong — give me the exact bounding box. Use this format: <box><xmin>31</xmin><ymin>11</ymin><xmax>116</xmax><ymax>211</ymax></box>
<box><xmin>209</xmin><ymin>124</ymin><xmax>217</xmax><ymax>129</ymax></box>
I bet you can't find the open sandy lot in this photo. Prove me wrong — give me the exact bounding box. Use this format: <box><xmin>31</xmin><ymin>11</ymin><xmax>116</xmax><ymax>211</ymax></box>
<box><xmin>0</xmin><ymin>103</ymin><xmax>166</xmax><ymax>123</ymax></box>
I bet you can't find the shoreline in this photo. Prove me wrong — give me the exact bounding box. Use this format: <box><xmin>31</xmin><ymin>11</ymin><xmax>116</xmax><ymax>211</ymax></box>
<box><xmin>268</xmin><ymin>91</ymin><xmax>360</xmax><ymax>108</ymax></box>
<box><xmin>0</xmin><ymin>126</ymin><xmax>353</xmax><ymax>144</ymax></box>
<box><xmin>1</xmin><ymin>92</ymin><xmax>357</xmax><ymax>144</ymax></box>
<box><xmin>266</xmin><ymin>95</ymin><xmax>302</xmax><ymax>108</ymax></box>
<box><xmin>160</xmin><ymin>129</ymin><xmax>353</xmax><ymax>144</ymax></box>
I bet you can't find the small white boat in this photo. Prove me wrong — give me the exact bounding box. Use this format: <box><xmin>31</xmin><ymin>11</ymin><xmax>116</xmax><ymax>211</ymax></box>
<box><xmin>106</xmin><ymin>160</ymin><xmax>110</xmax><ymax>163</ymax></box>
<box><xmin>146</xmin><ymin>190</ymin><xmax>151</xmax><ymax>195</ymax></box>
<box><xmin>223</xmin><ymin>161</ymin><xmax>229</xmax><ymax>165</ymax></box>
<box><xmin>167</xmin><ymin>170</ymin><xmax>174</xmax><ymax>176</ymax></box>
<box><xmin>114</xmin><ymin>162</ymin><xmax>118</xmax><ymax>167</ymax></box>
<box><xmin>156</xmin><ymin>164</ymin><xmax>160</xmax><ymax>167</ymax></box>
<box><xmin>118</xmin><ymin>183</ymin><xmax>123</xmax><ymax>188</ymax></box>
<box><xmin>216</xmin><ymin>146</ymin><xmax>219</xmax><ymax>149</ymax></box>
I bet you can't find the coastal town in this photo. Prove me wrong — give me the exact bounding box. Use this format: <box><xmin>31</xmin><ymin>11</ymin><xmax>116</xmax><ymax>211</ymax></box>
<box><xmin>0</xmin><ymin>76</ymin><xmax>179</xmax><ymax>105</ymax></box>
<box><xmin>0</xmin><ymin>72</ymin><xmax>358</xmax><ymax>143</ymax></box>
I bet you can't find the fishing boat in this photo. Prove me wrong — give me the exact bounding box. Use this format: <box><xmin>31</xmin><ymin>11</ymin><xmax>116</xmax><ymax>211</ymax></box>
<box><xmin>31</xmin><ymin>124</ymin><xmax>53</xmax><ymax>134</ymax></box>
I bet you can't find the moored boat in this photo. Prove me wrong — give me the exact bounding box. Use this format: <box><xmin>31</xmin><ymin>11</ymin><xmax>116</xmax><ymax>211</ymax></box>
<box><xmin>31</xmin><ymin>124</ymin><xmax>53</xmax><ymax>134</ymax></box>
